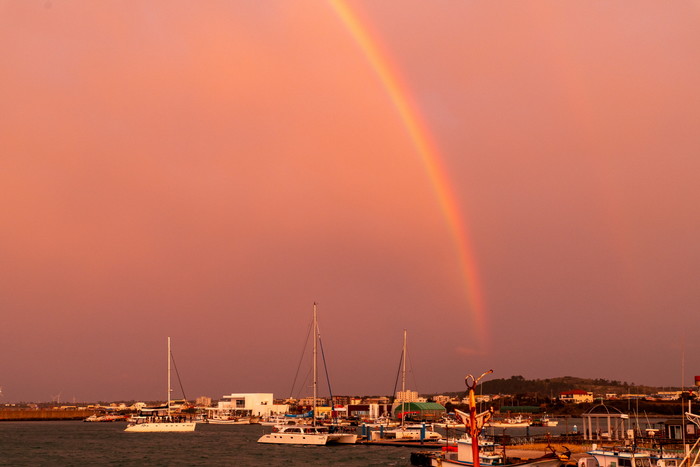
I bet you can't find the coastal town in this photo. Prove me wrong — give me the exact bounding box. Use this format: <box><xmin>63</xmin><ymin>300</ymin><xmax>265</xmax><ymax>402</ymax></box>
<box><xmin>2</xmin><ymin>378</ymin><xmax>697</xmax><ymax>424</ymax></box>
<box><xmin>2</xmin><ymin>375</ymin><xmax>699</xmax><ymax>466</ymax></box>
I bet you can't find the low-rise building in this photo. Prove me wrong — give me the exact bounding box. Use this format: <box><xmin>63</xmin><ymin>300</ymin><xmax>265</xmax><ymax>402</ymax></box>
<box><xmin>210</xmin><ymin>393</ymin><xmax>287</xmax><ymax>418</ymax></box>
<box><xmin>195</xmin><ymin>396</ymin><xmax>212</xmax><ymax>407</ymax></box>
<box><xmin>393</xmin><ymin>402</ymin><xmax>446</xmax><ymax>421</ymax></box>
<box><xmin>560</xmin><ymin>390</ymin><xmax>593</xmax><ymax>404</ymax></box>
<box><xmin>396</xmin><ymin>390</ymin><xmax>419</xmax><ymax>403</ymax></box>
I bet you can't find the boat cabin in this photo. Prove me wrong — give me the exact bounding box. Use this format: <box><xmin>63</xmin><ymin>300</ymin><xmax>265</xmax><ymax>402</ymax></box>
<box><xmin>579</xmin><ymin>448</ymin><xmax>653</xmax><ymax>467</ymax></box>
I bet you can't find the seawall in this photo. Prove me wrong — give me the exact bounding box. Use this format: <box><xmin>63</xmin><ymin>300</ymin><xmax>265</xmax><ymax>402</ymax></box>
<box><xmin>0</xmin><ymin>409</ymin><xmax>97</xmax><ymax>421</ymax></box>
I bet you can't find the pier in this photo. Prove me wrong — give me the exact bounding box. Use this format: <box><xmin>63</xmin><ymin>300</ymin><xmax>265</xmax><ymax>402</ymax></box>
<box><xmin>0</xmin><ymin>408</ymin><xmax>96</xmax><ymax>421</ymax></box>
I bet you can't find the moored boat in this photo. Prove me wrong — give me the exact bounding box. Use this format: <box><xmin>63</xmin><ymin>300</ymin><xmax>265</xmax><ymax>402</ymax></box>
<box><xmin>258</xmin><ymin>424</ymin><xmax>357</xmax><ymax>445</ymax></box>
<box><xmin>84</xmin><ymin>413</ymin><xmax>129</xmax><ymax>422</ymax></box>
<box><xmin>412</xmin><ymin>436</ymin><xmax>568</xmax><ymax>467</ymax></box>
<box><xmin>578</xmin><ymin>447</ymin><xmax>653</xmax><ymax>467</ymax></box>
<box><xmin>371</xmin><ymin>423</ymin><xmax>443</xmax><ymax>442</ymax></box>
<box><xmin>257</xmin><ymin>304</ymin><xmax>356</xmax><ymax>445</ymax></box>
<box><xmin>124</xmin><ymin>337</ymin><xmax>196</xmax><ymax>433</ymax></box>
<box><xmin>207</xmin><ymin>416</ymin><xmax>256</xmax><ymax>425</ymax></box>
<box><xmin>530</xmin><ymin>414</ymin><xmax>559</xmax><ymax>427</ymax></box>
<box><xmin>486</xmin><ymin>415</ymin><xmax>531</xmax><ymax>428</ymax></box>
<box><xmin>435</xmin><ymin>415</ymin><xmax>466</xmax><ymax>429</ymax></box>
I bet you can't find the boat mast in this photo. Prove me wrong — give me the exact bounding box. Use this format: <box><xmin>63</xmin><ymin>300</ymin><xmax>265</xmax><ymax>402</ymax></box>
<box><xmin>313</xmin><ymin>303</ymin><xmax>318</xmax><ymax>427</ymax></box>
<box><xmin>401</xmin><ymin>329</ymin><xmax>406</xmax><ymax>428</ymax></box>
<box><xmin>167</xmin><ymin>336</ymin><xmax>171</xmax><ymax>417</ymax></box>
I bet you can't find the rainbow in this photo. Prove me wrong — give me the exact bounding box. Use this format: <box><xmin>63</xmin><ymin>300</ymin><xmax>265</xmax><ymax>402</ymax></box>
<box><xmin>329</xmin><ymin>1</ymin><xmax>489</xmax><ymax>351</ymax></box>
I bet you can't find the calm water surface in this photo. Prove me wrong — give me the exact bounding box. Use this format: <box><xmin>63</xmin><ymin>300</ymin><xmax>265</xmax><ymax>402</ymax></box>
<box><xmin>0</xmin><ymin>420</ymin><xmax>580</xmax><ymax>466</ymax></box>
<box><xmin>0</xmin><ymin>422</ymin><xmax>413</xmax><ymax>466</ymax></box>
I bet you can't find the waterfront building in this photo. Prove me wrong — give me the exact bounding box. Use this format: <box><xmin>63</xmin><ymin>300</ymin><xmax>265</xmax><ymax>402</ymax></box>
<box><xmin>364</xmin><ymin>396</ymin><xmax>391</xmax><ymax>405</ymax></box>
<box><xmin>396</xmin><ymin>390</ymin><xmax>418</xmax><ymax>402</ymax></box>
<box><xmin>560</xmin><ymin>389</ymin><xmax>594</xmax><ymax>403</ymax></box>
<box><xmin>346</xmin><ymin>403</ymin><xmax>392</xmax><ymax>419</ymax></box>
<box><xmin>195</xmin><ymin>396</ymin><xmax>212</xmax><ymax>407</ymax></box>
<box><xmin>331</xmin><ymin>395</ymin><xmax>351</xmax><ymax>406</ymax></box>
<box><xmin>433</xmin><ymin>395</ymin><xmax>451</xmax><ymax>406</ymax></box>
<box><xmin>392</xmin><ymin>401</ymin><xmax>446</xmax><ymax>421</ymax></box>
<box><xmin>297</xmin><ymin>397</ymin><xmax>329</xmax><ymax>407</ymax></box>
<box><xmin>210</xmin><ymin>393</ymin><xmax>288</xmax><ymax>418</ymax></box>
<box><xmin>129</xmin><ymin>402</ymin><xmax>147</xmax><ymax>411</ymax></box>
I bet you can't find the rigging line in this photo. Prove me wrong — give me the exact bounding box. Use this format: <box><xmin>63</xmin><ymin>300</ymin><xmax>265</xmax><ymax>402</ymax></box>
<box><xmin>390</xmin><ymin>347</ymin><xmax>404</xmax><ymax>407</ymax></box>
<box><xmin>289</xmin><ymin>317</ymin><xmax>314</xmax><ymax>399</ymax></box>
<box><xmin>295</xmin><ymin>366</ymin><xmax>313</xmax><ymax>401</ymax></box>
<box><xmin>406</xmin><ymin>347</ymin><xmax>420</xmax><ymax>395</ymax></box>
<box><xmin>318</xmin><ymin>335</ymin><xmax>334</xmax><ymax>404</ymax></box>
<box><xmin>169</xmin><ymin>351</ymin><xmax>187</xmax><ymax>401</ymax></box>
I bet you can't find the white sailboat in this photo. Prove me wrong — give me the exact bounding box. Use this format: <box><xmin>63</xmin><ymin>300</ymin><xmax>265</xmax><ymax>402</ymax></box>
<box><xmin>373</xmin><ymin>330</ymin><xmax>442</xmax><ymax>442</ymax></box>
<box><xmin>258</xmin><ymin>304</ymin><xmax>356</xmax><ymax>445</ymax></box>
<box><xmin>125</xmin><ymin>337</ymin><xmax>197</xmax><ymax>433</ymax></box>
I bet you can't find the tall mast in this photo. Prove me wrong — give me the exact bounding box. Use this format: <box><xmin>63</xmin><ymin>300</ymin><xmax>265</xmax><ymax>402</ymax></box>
<box><xmin>313</xmin><ymin>303</ymin><xmax>318</xmax><ymax>427</ymax></box>
<box><xmin>402</xmin><ymin>329</ymin><xmax>406</xmax><ymax>428</ymax></box>
<box><xmin>167</xmin><ymin>336</ymin><xmax>171</xmax><ymax>417</ymax></box>
<box><xmin>402</xmin><ymin>329</ymin><xmax>406</xmax><ymax>394</ymax></box>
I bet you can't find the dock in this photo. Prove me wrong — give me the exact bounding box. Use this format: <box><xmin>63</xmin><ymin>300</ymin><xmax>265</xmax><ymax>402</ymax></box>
<box><xmin>358</xmin><ymin>439</ymin><xmax>444</xmax><ymax>448</ymax></box>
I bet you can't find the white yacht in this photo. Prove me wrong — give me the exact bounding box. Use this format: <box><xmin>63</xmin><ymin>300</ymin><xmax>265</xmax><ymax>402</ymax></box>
<box><xmin>258</xmin><ymin>425</ymin><xmax>357</xmax><ymax>445</ymax></box>
<box><xmin>124</xmin><ymin>337</ymin><xmax>196</xmax><ymax>433</ymax></box>
<box><xmin>257</xmin><ymin>304</ymin><xmax>357</xmax><ymax>445</ymax></box>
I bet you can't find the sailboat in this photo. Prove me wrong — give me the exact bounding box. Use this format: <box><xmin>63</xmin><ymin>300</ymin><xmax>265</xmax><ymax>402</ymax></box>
<box><xmin>371</xmin><ymin>330</ymin><xmax>442</xmax><ymax>442</ymax></box>
<box><xmin>124</xmin><ymin>337</ymin><xmax>197</xmax><ymax>432</ymax></box>
<box><xmin>257</xmin><ymin>304</ymin><xmax>357</xmax><ymax>445</ymax></box>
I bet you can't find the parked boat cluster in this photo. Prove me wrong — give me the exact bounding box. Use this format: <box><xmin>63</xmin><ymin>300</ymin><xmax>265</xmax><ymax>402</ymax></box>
<box><xmin>97</xmin><ymin>306</ymin><xmax>700</xmax><ymax>466</ymax></box>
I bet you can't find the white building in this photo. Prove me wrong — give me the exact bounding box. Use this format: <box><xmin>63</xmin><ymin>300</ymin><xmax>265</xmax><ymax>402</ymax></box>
<box><xmin>211</xmin><ymin>393</ymin><xmax>288</xmax><ymax>418</ymax></box>
<box><xmin>396</xmin><ymin>390</ymin><xmax>419</xmax><ymax>402</ymax></box>
<box><xmin>560</xmin><ymin>390</ymin><xmax>594</xmax><ymax>404</ymax></box>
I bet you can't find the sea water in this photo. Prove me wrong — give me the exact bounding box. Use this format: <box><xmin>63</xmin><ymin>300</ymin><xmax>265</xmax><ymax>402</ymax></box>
<box><xmin>0</xmin><ymin>422</ymin><xmax>411</xmax><ymax>466</ymax></box>
<box><xmin>0</xmin><ymin>420</ymin><xmax>580</xmax><ymax>466</ymax></box>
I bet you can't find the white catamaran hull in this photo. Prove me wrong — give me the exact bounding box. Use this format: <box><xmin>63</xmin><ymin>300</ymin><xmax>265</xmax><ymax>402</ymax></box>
<box><xmin>258</xmin><ymin>432</ymin><xmax>330</xmax><ymax>445</ymax></box>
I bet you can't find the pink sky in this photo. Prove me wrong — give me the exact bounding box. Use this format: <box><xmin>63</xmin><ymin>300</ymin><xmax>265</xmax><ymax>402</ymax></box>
<box><xmin>1</xmin><ymin>1</ymin><xmax>699</xmax><ymax>403</ymax></box>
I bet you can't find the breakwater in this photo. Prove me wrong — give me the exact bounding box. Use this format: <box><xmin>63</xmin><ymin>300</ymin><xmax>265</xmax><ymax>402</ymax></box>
<box><xmin>0</xmin><ymin>408</ymin><xmax>97</xmax><ymax>421</ymax></box>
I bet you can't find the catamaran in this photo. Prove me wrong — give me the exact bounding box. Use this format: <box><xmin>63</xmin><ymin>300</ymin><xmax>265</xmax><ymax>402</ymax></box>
<box><xmin>257</xmin><ymin>304</ymin><xmax>356</xmax><ymax>445</ymax></box>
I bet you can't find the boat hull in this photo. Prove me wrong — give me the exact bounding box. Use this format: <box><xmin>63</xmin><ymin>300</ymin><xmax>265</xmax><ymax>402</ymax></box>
<box><xmin>329</xmin><ymin>433</ymin><xmax>358</xmax><ymax>444</ymax></box>
<box><xmin>207</xmin><ymin>419</ymin><xmax>252</xmax><ymax>425</ymax></box>
<box><xmin>486</xmin><ymin>422</ymin><xmax>531</xmax><ymax>428</ymax></box>
<box><xmin>435</xmin><ymin>456</ymin><xmax>564</xmax><ymax>467</ymax></box>
<box><xmin>124</xmin><ymin>422</ymin><xmax>196</xmax><ymax>432</ymax></box>
<box><xmin>257</xmin><ymin>433</ymin><xmax>330</xmax><ymax>445</ymax></box>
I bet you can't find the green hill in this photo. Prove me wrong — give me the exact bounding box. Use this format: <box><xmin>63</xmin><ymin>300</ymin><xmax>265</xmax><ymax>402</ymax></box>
<box><xmin>437</xmin><ymin>375</ymin><xmax>681</xmax><ymax>398</ymax></box>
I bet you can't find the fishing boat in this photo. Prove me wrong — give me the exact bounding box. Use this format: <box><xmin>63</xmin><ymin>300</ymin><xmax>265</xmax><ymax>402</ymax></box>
<box><xmin>257</xmin><ymin>304</ymin><xmax>357</xmax><ymax>445</ymax></box>
<box><xmin>530</xmin><ymin>414</ymin><xmax>559</xmax><ymax>427</ymax></box>
<box><xmin>577</xmin><ymin>447</ymin><xmax>653</xmax><ymax>467</ymax></box>
<box><xmin>124</xmin><ymin>337</ymin><xmax>196</xmax><ymax>433</ymax></box>
<box><xmin>412</xmin><ymin>436</ymin><xmax>568</xmax><ymax>467</ymax></box>
<box><xmin>680</xmin><ymin>410</ymin><xmax>700</xmax><ymax>467</ymax></box>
